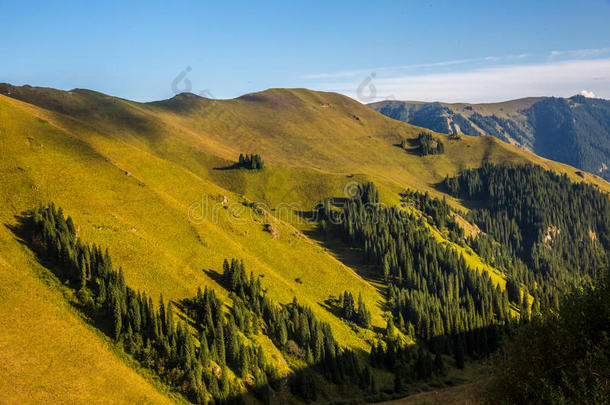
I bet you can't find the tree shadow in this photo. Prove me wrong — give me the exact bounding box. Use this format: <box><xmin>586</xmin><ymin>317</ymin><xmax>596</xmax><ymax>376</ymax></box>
<box><xmin>394</xmin><ymin>138</ymin><xmax>422</xmax><ymax>156</ymax></box>
<box><xmin>7</xmin><ymin>209</ymin><xmax>499</xmax><ymax>404</ymax></box>
<box><xmin>202</xmin><ymin>267</ymin><xmax>225</xmax><ymax>285</ymax></box>
<box><xmin>5</xmin><ymin>212</ymin><xmax>116</xmax><ymax>337</ymax></box>
<box><xmin>213</xmin><ymin>163</ymin><xmax>240</xmax><ymax>170</ymax></box>
<box><xmin>301</xmin><ymin>222</ymin><xmax>388</xmax><ymax>299</ymax></box>
<box><xmin>430</xmin><ymin>181</ymin><xmax>486</xmax><ymax>211</ymax></box>
<box><xmin>5</xmin><ymin>211</ymin><xmax>38</xmax><ymax>252</ymax></box>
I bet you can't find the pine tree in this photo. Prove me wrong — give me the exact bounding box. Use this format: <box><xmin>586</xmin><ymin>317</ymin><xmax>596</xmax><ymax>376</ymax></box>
<box><xmin>79</xmin><ymin>255</ymin><xmax>87</xmax><ymax>289</ymax></box>
<box><xmin>434</xmin><ymin>352</ymin><xmax>446</xmax><ymax>376</ymax></box>
<box><xmin>386</xmin><ymin>317</ymin><xmax>396</xmax><ymax>341</ymax></box>
<box><xmin>216</xmin><ymin>319</ymin><xmax>226</xmax><ymax>366</ymax></box>
<box><xmin>454</xmin><ymin>335</ymin><xmax>465</xmax><ymax>369</ymax></box>
<box><xmin>113</xmin><ymin>300</ymin><xmax>122</xmax><ymax>341</ymax></box>
<box><xmin>199</xmin><ymin>332</ymin><xmax>210</xmax><ymax>365</ymax></box>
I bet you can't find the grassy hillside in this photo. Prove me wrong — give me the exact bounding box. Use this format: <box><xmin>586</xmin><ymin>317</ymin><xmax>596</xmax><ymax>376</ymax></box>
<box><xmin>1</xmin><ymin>84</ymin><xmax>608</xmax><ymax>402</ymax></box>
<box><xmin>0</xmin><ymin>231</ymin><xmax>176</xmax><ymax>404</ymax></box>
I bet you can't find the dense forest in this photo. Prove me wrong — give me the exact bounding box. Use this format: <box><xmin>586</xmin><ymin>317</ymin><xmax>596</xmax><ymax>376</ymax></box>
<box><xmin>30</xmin><ymin>204</ymin><xmax>264</xmax><ymax>403</ymax></box>
<box><xmin>320</xmin><ymin>183</ymin><xmax>511</xmax><ymax>372</ymax></box>
<box><xmin>27</xmin><ymin>201</ymin><xmax>501</xmax><ymax>403</ymax></box>
<box><xmin>443</xmin><ymin>163</ymin><xmax>610</xmax><ymax>311</ymax></box>
<box><xmin>486</xmin><ymin>265</ymin><xmax>610</xmax><ymax>404</ymax></box>
<box><xmin>22</xmin><ymin>161</ymin><xmax>610</xmax><ymax>403</ymax></box>
<box><xmin>318</xmin><ymin>168</ymin><xmax>610</xmax><ymax>396</ymax></box>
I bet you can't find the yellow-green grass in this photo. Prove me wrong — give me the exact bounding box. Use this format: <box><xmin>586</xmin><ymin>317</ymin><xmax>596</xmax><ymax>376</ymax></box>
<box><xmin>1</xmin><ymin>85</ymin><xmax>608</xmax><ymax>402</ymax></box>
<box><xmin>0</xmin><ymin>235</ymin><xmax>176</xmax><ymax>404</ymax></box>
<box><xmin>5</xmin><ymin>85</ymin><xmax>608</xmax><ymax>208</ymax></box>
<box><xmin>0</xmin><ymin>93</ymin><xmax>387</xmax><ymax>354</ymax></box>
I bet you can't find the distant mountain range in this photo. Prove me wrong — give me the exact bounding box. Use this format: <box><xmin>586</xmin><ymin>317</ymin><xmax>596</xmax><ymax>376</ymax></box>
<box><xmin>369</xmin><ymin>95</ymin><xmax>610</xmax><ymax>180</ymax></box>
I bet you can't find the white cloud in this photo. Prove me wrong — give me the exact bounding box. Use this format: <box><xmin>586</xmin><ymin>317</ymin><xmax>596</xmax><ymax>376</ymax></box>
<box><xmin>316</xmin><ymin>58</ymin><xmax>610</xmax><ymax>103</ymax></box>
<box><xmin>549</xmin><ymin>47</ymin><xmax>610</xmax><ymax>59</ymax></box>
<box><xmin>580</xmin><ymin>90</ymin><xmax>597</xmax><ymax>98</ymax></box>
<box><xmin>303</xmin><ymin>54</ymin><xmax>532</xmax><ymax>80</ymax></box>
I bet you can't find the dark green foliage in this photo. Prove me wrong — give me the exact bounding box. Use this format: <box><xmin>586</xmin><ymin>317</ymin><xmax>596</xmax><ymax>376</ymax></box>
<box><xmin>369</xmin><ymin>339</ymin><xmax>447</xmax><ymax>389</ymax></box>
<box><xmin>290</xmin><ymin>370</ymin><xmax>317</xmax><ymax>402</ymax></box>
<box><xmin>453</xmin><ymin>334</ymin><xmax>465</xmax><ymax>369</ymax></box>
<box><xmin>29</xmin><ymin>204</ymin><xmax>285</xmax><ymax>403</ymax></box>
<box><xmin>332</xmin><ymin>291</ymin><xmax>372</xmax><ymax>329</ymax></box>
<box><xmin>443</xmin><ymin>163</ymin><xmax>610</xmax><ymax>310</ymax></box>
<box><xmin>220</xmin><ymin>258</ymin><xmax>373</xmax><ymax>390</ymax></box>
<box><xmin>338</xmin><ymin>183</ymin><xmax>509</xmax><ymax>356</ymax></box>
<box><xmin>30</xmin><ymin>204</ymin><xmax>214</xmax><ymax>401</ymax></box>
<box><xmin>401</xmin><ymin>189</ymin><xmax>464</xmax><ymax>242</ymax></box>
<box><xmin>487</xmin><ymin>266</ymin><xmax>610</xmax><ymax>404</ymax></box>
<box><xmin>417</xmin><ymin>132</ymin><xmax>444</xmax><ymax>156</ymax></box>
<box><xmin>237</xmin><ymin>153</ymin><xmax>264</xmax><ymax>170</ymax></box>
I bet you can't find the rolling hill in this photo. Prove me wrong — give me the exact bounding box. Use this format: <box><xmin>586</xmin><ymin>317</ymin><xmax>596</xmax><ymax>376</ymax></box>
<box><xmin>1</xmin><ymin>83</ymin><xmax>608</xmax><ymax>403</ymax></box>
<box><xmin>370</xmin><ymin>95</ymin><xmax>610</xmax><ymax>181</ymax></box>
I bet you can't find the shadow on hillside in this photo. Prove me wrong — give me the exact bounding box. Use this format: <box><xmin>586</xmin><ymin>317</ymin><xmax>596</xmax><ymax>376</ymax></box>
<box><xmin>394</xmin><ymin>138</ymin><xmax>422</xmax><ymax>156</ymax></box>
<box><xmin>213</xmin><ymin>163</ymin><xmax>240</xmax><ymax>170</ymax></box>
<box><xmin>4</xmin><ymin>212</ymin><xmax>408</xmax><ymax>404</ymax></box>
<box><xmin>201</xmin><ymin>267</ymin><xmax>225</xmax><ymax>286</ymax></box>
<box><xmin>430</xmin><ymin>181</ymin><xmax>486</xmax><ymax>212</ymax></box>
<box><xmin>294</xmin><ymin>204</ymin><xmax>389</xmax><ymax>305</ymax></box>
<box><xmin>5</xmin><ymin>212</ymin><xmax>117</xmax><ymax>336</ymax></box>
<box><xmin>6</xmin><ymin>212</ymin><xmax>83</xmax><ymax>286</ymax></box>
<box><xmin>6</xmin><ymin>211</ymin><xmax>495</xmax><ymax>404</ymax></box>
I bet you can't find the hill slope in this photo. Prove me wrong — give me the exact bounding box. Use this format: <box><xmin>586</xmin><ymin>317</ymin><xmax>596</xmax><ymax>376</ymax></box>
<box><xmin>0</xmin><ymin>84</ymin><xmax>609</xmax><ymax>403</ymax></box>
<box><xmin>370</xmin><ymin>96</ymin><xmax>610</xmax><ymax>181</ymax></box>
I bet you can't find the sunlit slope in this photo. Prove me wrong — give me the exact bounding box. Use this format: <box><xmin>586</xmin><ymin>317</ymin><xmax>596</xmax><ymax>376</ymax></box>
<box><xmin>2</xmin><ymin>84</ymin><xmax>607</xmax><ymax>206</ymax></box>
<box><xmin>0</xmin><ymin>236</ymin><xmax>174</xmax><ymax>403</ymax></box>
<box><xmin>145</xmin><ymin>89</ymin><xmax>531</xmax><ymax>196</ymax></box>
<box><xmin>0</xmin><ymin>93</ymin><xmax>386</xmax><ymax>353</ymax></box>
<box><xmin>144</xmin><ymin>88</ymin><xmax>610</xmax><ymax>196</ymax></box>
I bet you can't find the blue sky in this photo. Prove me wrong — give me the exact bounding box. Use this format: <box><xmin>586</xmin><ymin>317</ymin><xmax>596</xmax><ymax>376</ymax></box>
<box><xmin>1</xmin><ymin>0</ymin><xmax>610</xmax><ymax>102</ymax></box>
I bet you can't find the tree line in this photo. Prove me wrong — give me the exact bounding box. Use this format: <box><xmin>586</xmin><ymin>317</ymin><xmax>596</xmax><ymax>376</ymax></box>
<box><xmin>319</xmin><ymin>183</ymin><xmax>511</xmax><ymax>370</ymax></box>
<box><xmin>220</xmin><ymin>259</ymin><xmax>375</xmax><ymax>397</ymax></box>
<box><xmin>326</xmin><ymin>290</ymin><xmax>372</xmax><ymax>329</ymax></box>
<box><xmin>31</xmin><ymin>203</ymin><xmax>274</xmax><ymax>403</ymax></box>
<box><xmin>28</xmin><ymin>204</ymin><xmax>380</xmax><ymax>403</ymax></box>
<box><xmin>401</xmin><ymin>189</ymin><xmax>464</xmax><ymax>243</ymax></box>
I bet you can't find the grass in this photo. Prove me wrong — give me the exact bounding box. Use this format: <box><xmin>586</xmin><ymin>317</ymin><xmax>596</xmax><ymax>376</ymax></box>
<box><xmin>0</xmin><ymin>234</ymin><xmax>177</xmax><ymax>404</ymax></box>
<box><xmin>376</xmin><ymin>380</ymin><xmax>487</xmax><ymax>405</ymax></box>
<box><xmin>0</xmin><ymin>84</ymin><xmax>608</xmax><ymax>402</ymax></box>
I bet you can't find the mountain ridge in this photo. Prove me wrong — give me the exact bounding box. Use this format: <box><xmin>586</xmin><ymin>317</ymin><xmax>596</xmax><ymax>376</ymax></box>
<box><xmin>369</xmin><ymin>95</ymin><xmax>610</xmax><ymax>180</ymax></box>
